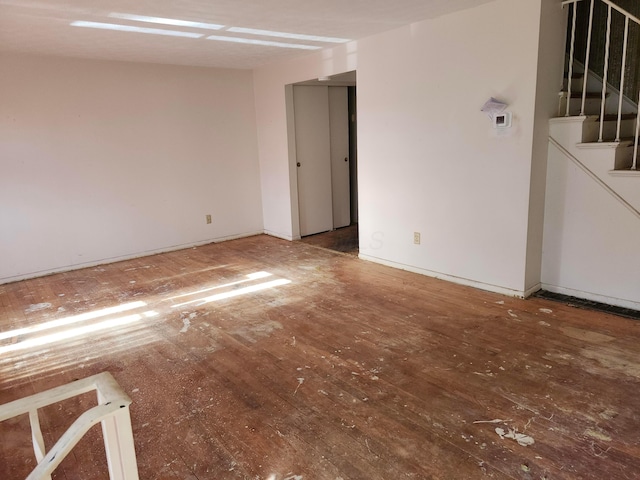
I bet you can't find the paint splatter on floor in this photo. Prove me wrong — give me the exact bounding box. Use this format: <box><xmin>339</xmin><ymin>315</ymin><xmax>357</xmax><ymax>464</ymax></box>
<box><xmin>180</xmin><ymin>318</ymin><xmax>191</xmax><ymax>333</ymax></box>
<box><xmin>25</xmin><ymin>303</ymin><xmax>52</xmax><ymax>313</ymax></box>
<box><xmin>584</xmin><ymin>428</ymin><xmax>612</xmax><ymax>442</ymax></box>
<box><xmin>495</xmin><ymin>427</ymin><xmax>535</xmax><ymax>446</ymax></box>
<box><xmin>179</xmin><ymin>312</ymin><xmax>198</xmax><ymax>333</ymax></box>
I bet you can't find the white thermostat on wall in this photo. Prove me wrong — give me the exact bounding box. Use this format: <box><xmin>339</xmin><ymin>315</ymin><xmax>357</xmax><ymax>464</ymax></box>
<box><xmin>493</xmin><ymin>111</ymin><xmax>512</xmax><ymax>129</ymax></box>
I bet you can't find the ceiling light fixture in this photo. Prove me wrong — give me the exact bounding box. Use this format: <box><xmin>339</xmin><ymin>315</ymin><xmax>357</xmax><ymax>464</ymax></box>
<box><xmin>71</xmin><ymin>21</ymin><xmax>204</xmax><ymax>38</ymax></box>
<box><xmin>227</xmin><ymin>27</ymin><xmax>350</xmax><ymax>44</ymax></box>
<box><xmin>108</xmin><ymin>13</ymin><xmax>224</xmax><ymax>31</ymax></box>
<box><xmin>206</xmin><ymin>35</ymin><xmax>321</xmax><ymax>50</ymax></box>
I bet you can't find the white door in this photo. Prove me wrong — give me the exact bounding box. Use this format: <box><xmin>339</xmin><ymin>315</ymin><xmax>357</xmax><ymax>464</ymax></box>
<box><xmin>294</xmin><ymin>86</ymin><xmax>333</xmax><ymax>236</ymax></box>
<box><xmin>329</xmin><ymin>87</ymin><xmax>350</xmax><ymax>229</ymax></box>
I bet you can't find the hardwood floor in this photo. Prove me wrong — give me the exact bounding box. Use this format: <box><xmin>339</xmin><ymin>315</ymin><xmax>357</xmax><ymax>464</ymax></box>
<box><xmin>0</xmin><ymin>234</ymin><xmax>639</xmax><ymax>479</ymax></box>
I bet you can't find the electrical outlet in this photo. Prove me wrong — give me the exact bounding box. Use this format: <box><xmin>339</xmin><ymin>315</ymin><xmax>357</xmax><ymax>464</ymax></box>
<box><xmin>413</xmin><ymin>232</ymin><xmax>421</xmax><ymax>245</ymax></box>
<box><xmin>206</xmin><ymin>214</ymin><xmax>212</xmax><ymax>224</ymax></box>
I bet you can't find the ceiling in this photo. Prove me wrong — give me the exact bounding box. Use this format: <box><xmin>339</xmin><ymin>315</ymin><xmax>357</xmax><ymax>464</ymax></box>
<box><xmin>0</xmin><ymin>0</ymin><xmax>494</xmax><ymax>69</ymax></box>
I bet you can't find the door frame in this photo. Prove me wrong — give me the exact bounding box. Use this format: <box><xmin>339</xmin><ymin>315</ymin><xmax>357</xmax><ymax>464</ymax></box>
<box><xmin>285</xmin><ymin>72</ymin><xmax>357</xmax><ymax>240</ymax></box>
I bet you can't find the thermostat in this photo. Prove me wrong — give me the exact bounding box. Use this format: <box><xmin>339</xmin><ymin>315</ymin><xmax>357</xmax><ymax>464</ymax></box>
<box><xmin>493</xmin><ymin>112</ymin><xmax>512</xmax><ymax>129</ymax></box>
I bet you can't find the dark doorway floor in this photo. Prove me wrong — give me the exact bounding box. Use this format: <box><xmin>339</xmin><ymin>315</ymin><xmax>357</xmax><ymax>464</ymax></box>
<box><xmin>534</xmin><ymin>289</ymin><xmax>640</xmax><ymax>321</ymax></box>
<box><xmin>300</xmin><ymin>224</ymin><xmax>358</xmax><ymax>255</ymax></box>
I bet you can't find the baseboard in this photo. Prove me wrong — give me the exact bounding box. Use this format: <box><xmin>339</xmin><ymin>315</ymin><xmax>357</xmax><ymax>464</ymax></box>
<box><xmin>541</xmin><ymin>283</ymin><xmax>640</xmax><ymax>311</ymax></box>
<box><xmin>0</xmin><ymin>230</ymin><xmax>264</xmax><ymax>285</ymax></box>
<box><xmin>263</xmin><ymin>229</ymin><xmax>299</xmax><ymax>241</ymax></box>
<box><xmin>359</xmin><ymin>254</ymin><xmax>529</xmax><ymax>298</ymax></box>
<box><xmin>523</xmin><ymin>282</ymin><xmax>542</xmax><ymax>298</ymax></box>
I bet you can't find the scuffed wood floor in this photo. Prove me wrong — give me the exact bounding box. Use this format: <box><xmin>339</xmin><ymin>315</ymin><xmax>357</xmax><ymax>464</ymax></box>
<box><xmin>0</xmin><ymin>235</ymin><xmax>639</xmax><ymax>479</ymax></box>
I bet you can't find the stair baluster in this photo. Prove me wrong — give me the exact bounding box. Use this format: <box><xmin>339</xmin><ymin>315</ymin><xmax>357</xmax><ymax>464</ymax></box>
<box><xmin>566</xmin><ymin>1</ymin><xmax>578</xmax><ymax>117</ymax></box>
<box><xmin>598</xmin><ymin>4</ymin><xmax>611</xmax><ymax>142</ymax></box>
<box><xmin>616</xmin><ymin>16</ymin><xmax>630</xmax><ymax>141</ymax></box>
<box><xmin>563</xmin><ymin>0</ymin><xmax>640</xmax><ymax>170</ymax></box>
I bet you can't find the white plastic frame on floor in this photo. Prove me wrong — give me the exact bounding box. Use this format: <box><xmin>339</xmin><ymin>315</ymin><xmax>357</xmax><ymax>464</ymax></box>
<box><xmin>0</xmin><ymin>372</ymin><xmax>139</xmax><ymax>480</ymax></box>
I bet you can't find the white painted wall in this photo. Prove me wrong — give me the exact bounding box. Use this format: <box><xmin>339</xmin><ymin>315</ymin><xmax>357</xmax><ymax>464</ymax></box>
<box><xmin>254</xmin><ymin>45</ymin><xmax>358</xmax><ymax>241</ymax></box>
<box><xmin>0</xmin><ymin>54</ymin><xmax>263</xmax><ymax>283</ymax></box>
<box><xmin>356</xmin><ymin>0</ymin><xmax>547</xmax><ymax>296</ymax></box>
<box><xmin>542</xmin><ymin>140</ymin><xmax>640</xmax><ymax>310</ymax></box>
<box><xmin>525</xmin><ymin>0</ymin><xmax>568</xmax><ymax>292</ymax></box>
<box><xmin>254</xmin><ymin>0</ymin><xmax>563</xmax><ymax>296</ymax></box>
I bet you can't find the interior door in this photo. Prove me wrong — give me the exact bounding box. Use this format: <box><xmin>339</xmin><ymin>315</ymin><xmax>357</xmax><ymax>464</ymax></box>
<box><xmin>329</xmin><ymin>87</ymin><xmax>351</xmax><ymax>229</ymax></box>
<box><xmin>294</xmin><ymin>85</ymin><xmax>333</xmax><ymax>236</ymax></box>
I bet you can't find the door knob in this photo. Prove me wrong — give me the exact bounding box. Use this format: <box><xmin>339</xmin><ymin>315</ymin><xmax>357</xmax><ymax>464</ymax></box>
<box><xmin>297</xmin><ymin>162</ymin><xmax>301</xmax><ymax>167</ymax></box>
<box><xmin>344</xmin><ymin>157</ymin><xmax>348</xmax><ymax>162</ymax></box>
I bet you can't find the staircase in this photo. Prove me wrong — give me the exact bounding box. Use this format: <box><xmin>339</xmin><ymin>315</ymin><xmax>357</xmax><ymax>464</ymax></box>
<box><xmin>552</xmin><ymin>0</ymin><xmax>640</xmax><ymax>210</ymax></box>
<box><xmin>541</xmin><ymin>0</ymin><xmax>640</xmax><ymax>312</ymax></box>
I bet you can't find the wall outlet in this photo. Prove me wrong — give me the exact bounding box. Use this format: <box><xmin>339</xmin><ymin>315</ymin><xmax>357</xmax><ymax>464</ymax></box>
<box><xmin>206</xmin><ymin>214</ymin><xmax>212</xmax><ymax>224</ymax></box>
<box><xmin>413</xmin><ymin>232</ymin><xmax>421</xmax><ymax>245</ymax></box>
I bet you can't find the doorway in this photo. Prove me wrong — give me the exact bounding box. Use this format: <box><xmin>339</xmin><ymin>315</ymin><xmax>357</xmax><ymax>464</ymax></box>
<box><xmin>289</xmin><ymin>72</ymin><xmax>358</xmax><ymax>254</ymax></box>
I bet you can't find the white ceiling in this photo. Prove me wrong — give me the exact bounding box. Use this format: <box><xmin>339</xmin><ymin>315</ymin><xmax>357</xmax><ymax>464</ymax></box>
<box><xmin>0</xmin><ymin>0</ymin><xmax>494</xmax><ymax>69</ymax></box>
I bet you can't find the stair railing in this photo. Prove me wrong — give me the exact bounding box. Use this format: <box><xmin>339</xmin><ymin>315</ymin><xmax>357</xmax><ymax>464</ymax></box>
<box><xmin>563</xmin><ymin>0</ymin><xmax>640</xmax><ymax>169</ymax></box>
<box><xmin>0</xmin><ymin>372</ymin><xmax>139</xmax><ymax>480</ymax></box>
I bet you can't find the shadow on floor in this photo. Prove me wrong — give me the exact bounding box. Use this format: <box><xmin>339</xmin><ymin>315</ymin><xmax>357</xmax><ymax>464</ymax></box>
<box><xmin>534</xmin><ymin>290</ymin><xmax>640</xmax><ymax>321</ymax></box>
<box><xmin>300</xmin><ymin>224</ymin><xmax>358</xmax><ymax>255</ymax></box>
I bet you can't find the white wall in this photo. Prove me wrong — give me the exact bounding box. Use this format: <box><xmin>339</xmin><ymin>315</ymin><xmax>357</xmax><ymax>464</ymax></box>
<box><xmin>542</xmin><ymin>141</ymin><xmax>640</xmax><ymax>310</ymax></box>
<box><xmin>254</xmin><ymin>0</ymin><xmax>564</xmax><ymax>296</ymax></box>
<box><xmin>525</xmin><ymin>0</ymin><xmax>568</xmax><ymax>292</ymax></box>
<box><xmin>254</xmin><ymin>45</ymin><xmax>358</xmax><ymax>240</ymax></box>
<box><xmin>356</xmin><ymin>0</ymin><xmax>545</xmax><ymax>296</ymax></box>
<box><xmin>0</xmin><ymin>54</ymin><xmax>263</xmax><ymax>283</ymax></box>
